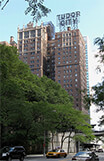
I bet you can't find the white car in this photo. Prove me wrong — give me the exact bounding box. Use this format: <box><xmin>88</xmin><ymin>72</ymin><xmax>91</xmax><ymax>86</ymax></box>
<box><xmin>72</xmin><ymin>151</ymin><xmax>99</xmax><ymax>161</ymax></box>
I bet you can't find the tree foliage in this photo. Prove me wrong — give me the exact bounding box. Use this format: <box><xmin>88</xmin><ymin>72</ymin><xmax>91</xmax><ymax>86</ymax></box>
<box><xmin>88</xmin><ymin>36</ymin><xmax>104</xmax><ymax>127</ymax></box>
<box><xmin>0</xmin><ymin>0</ymin><xmax>51</xmax><ymax>22</ymax></box>
<box><xmin>0</xmin><ymin>44</ymin><xmax>93</xmax><ymax>153</ymax></box>
<box><xmin>0</xmin><ymin>44</ymin><xmax>72</xmax><ymax>151</ymax></box>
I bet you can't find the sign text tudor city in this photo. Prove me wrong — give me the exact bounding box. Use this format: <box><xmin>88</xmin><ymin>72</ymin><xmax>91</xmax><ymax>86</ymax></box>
<box><xmin>57</xmin><ymin>11</ymin><xmax>80</xmax><ymax>29</ymax></box>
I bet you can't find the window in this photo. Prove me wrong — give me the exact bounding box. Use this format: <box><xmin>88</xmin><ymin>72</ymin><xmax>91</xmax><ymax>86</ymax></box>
<box><xmin>64</xmin><ymin>80</ymin><xmax>66</xmax><ymax>83</ymax></box>
<box><xmin>23</xmin><ymin>57</ymin><xmax>27</xmax><ymax>60</ymax></box>
<box><xmin>19</xmin><ymin>32</ymin><xmax>22</xmax><ymax>39</ymax></box>
<box><xmin>66</xmin><ymin>70</ymin><xmax>69</xmax><ymax>73</ymax></box>
<box><xmin>30</xmin><ymin>56</ymin><xmax>34</xmax><ymax>59</ymax></box>
<box><xmin>30</xmin><ymin>30</ymin><xmax>35</xmax><ymax>37</ymax></box>
<box><xmin>31</xmin><ymin>47</ymin><xmax>35</xmax><ymax>50</ymax></box>
<box><xmin>24</xmin><ymin>40</ymin><xmax>28</xmax><ymax>43</ymax></box>
<box><xmin>30</xmin><ymin>65</ymin><xmax>34</xmax><ymax>68</ymax></box>
<box><xmin>31</xmin><ymin>52</ymin><xmax>35</xmax><ymax>55</ymax></box>
<box><xmin>24</xmin><ymin>31</ymin><xmax>29</xmax><ymax>38</ymax></box>
<box><xmin>31</xmin><ymin>69</ymin><xmax>34</xmax><ymax>72</ymax></box>
<box><xmin>30</xmin><ymin>60</ymin><xmax>34</xmax><ymax>63</ymax></box>
<box><xmin>70</xmin><ymin>79</ymin><xmax>72</xmax><ymax>82</ymax></box>
<box><xmin>58</xmin><ymin>80</ymin><xmax>61</xmax><ymax>83</ymax></box>
<box><xmin>24</xmin><ymin>53</ymin><xmax>28</xmax><ymax>56</ymax></box>
<box><xmin>70</xmin><ymin>74</ymin><xmax>72</xmax><ymax>77</ymax></box>
<box><xmin>63</xmin><ymin>34</ymin><xmax>65</xmax><ymax>37</ymax></box>
<box><xmin>38</xmin><ymin>29</ymin><xmax>41</xmax><ymax>36</ymax></box>
<box><xmin>58</xmin><ymin>44</ymin><xmax>61</xmax><ymax>47</ymax></box>
<box><xmin>57</xmin><ymin>35</ymin><xmax>61</xmax><ymax>38</ymax></box>
<box><xmin>24</xmin><ymin>48</ymin><xmax>28</xmax><ymax>51</ymax></box>
<box><xmin>74</xmin><ymin>32</ymin><xmax>76</xmax><ymax>36</ymax></box>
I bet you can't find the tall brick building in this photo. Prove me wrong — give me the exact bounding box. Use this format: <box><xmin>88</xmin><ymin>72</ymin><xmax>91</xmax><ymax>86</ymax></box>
<box><xmin>18</xmin><ymin>22</ymin><xmax>87</xmax><ymax>113</ymax></box>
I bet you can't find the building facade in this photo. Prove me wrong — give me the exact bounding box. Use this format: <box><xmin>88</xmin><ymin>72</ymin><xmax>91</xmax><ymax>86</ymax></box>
<box><xmin>18</xmin><ymin>22</ymin><xmax>87</xmax><ymax>113</ymax></box>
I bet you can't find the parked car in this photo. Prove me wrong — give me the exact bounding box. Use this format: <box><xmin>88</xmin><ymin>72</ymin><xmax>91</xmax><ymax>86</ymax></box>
<box><xmin>72</xmin><ymin>151</ymin><xmax>99</xmax><ymax>161</ymax></box>
<box><xmin>0</xmin><ymin>146</ymin><xmax>10</xmax><ymax>160</ymax></box>
<box><xmin>46</xmin><ymin>149</ymin><xmax>67</xmax><ymax>158</ymax></box>
<box><xmin>0</xmin><ymin>146</ymin><xmax>26</xmax><ymax>161</ymax></box>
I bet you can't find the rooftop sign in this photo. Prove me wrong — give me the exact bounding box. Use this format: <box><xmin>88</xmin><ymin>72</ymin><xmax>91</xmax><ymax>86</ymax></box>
<box><xmin>56</xmin><ymin>11</ymin><xmax>80</xmax><ymax>31</ymax></box>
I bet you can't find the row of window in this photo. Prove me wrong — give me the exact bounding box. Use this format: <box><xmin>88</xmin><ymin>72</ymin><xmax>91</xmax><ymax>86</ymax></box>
<box><xmin>30</xmin><ymin>68</ymin><xmax>40</xmax><ymax>71</ymax></box>
<box><xmin>19</xmin><ymin>29</ymin><xmax>41</xmax><ymax>39</ymax></box>
<box><xmin>58</xmin><ymin>78</ymin><xmax>78</xmax><ymax>83</ymax></box>
<box><xmin>58</xmin><ymin>55</ymin><xmax>77</xmax><ymax>60</ymax></box>
<box><xmin>57</xmin><ymin>60</ymin><xmax>77</xmax><ymax>64</ymax></box>
<box><xmin>57</xmin><ymin>64</ymin><xmax>78</xmax><ymax>69</ymax></box>
<box><xmin>58</xmin><ymin>73</ymin><xmax>77</xmax><ymax>78</ymax></box>
<box><xmin>64</xmin><ymin>84</ymin><xmax>78</xmax><ymax>88</ymax></box>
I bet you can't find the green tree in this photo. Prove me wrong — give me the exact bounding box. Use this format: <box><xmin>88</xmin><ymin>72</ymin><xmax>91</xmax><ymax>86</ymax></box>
<box><xmin>0</xmin><ymin>44</ymin><xmax>73</xmax><ymax>152</ymax></box>
<box><xmin>0</xmin><ymin>0</ymin><xmax>51</xmax><ymax>22</ymax></box>
<box><xmin>51</xmin><ymin>104</ymin><xmax>94</xmax><ymax>153</ymax></box>
<box><xmin>88</xmin><ymin>36</ymin><xmax>104</xmax><ymax>128</ymax></box>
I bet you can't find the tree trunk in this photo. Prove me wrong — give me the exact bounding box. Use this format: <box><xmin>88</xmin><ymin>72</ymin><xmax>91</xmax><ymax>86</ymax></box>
<box><xmin>67</xmin><ymin>132</ymin><xmax>72</xmax><ymax>154</ymax></box>
<box><xmin>61</xmin><ymin>132</ymin><xmax>65</xmax><ymax>149</ymax></box>
<box><xmin>51</xmin><ymin>132</ymin><xmax>54</xmax><ymax>149</ymax></box>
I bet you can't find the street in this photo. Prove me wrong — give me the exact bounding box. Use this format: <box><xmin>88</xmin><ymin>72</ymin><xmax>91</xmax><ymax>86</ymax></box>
<box><xmin>11</xmin><ymin>152</ymin><xmax>104</xmax><ymax>161</ymax></box>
